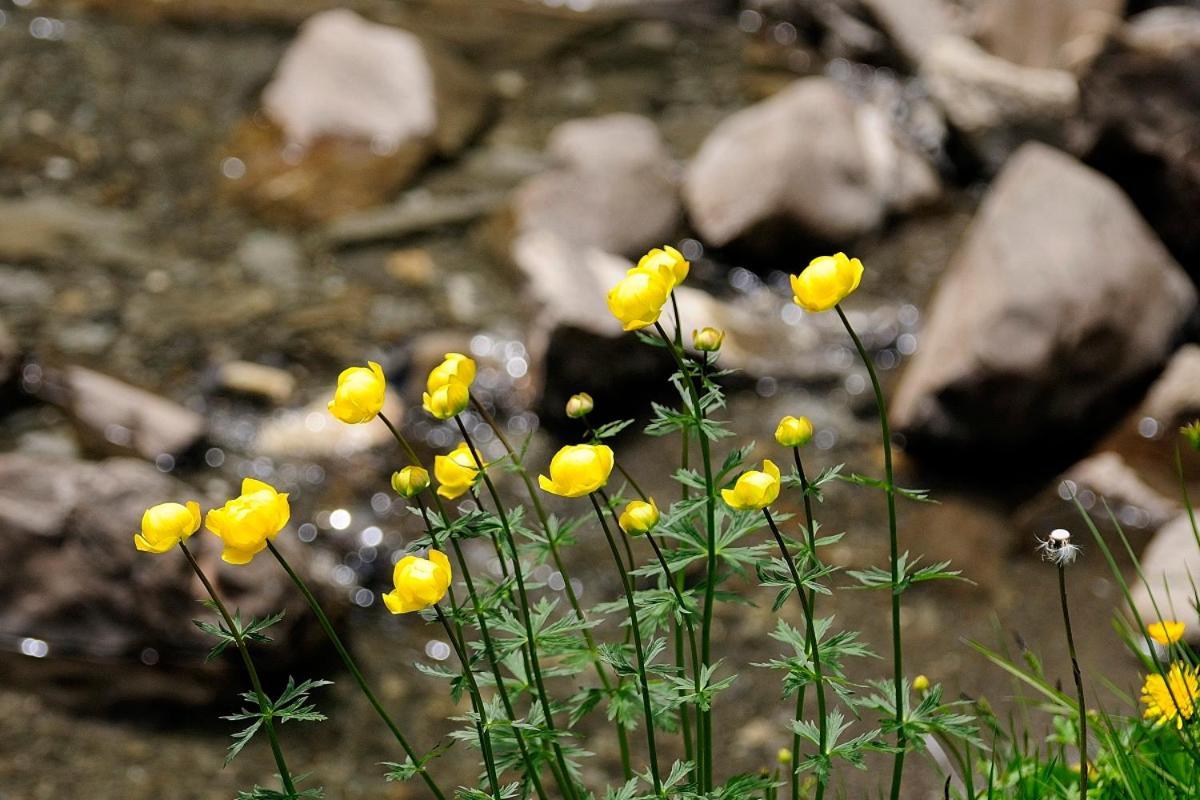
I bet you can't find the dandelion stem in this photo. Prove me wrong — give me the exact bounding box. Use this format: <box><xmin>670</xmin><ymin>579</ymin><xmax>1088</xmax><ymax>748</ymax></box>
<box><xmin>178</xmin><ymin>541</ymin><xmax>298</xmax><ymax>797</ymax></box>
<box><xmin>589</xmin><ymin>492</ymin><xmax>663</xmax><ymax>795</ymax></box>
<box><xmin>435</xmin><ymin>604</ymin><xmax>502</xmax><ymax>800</ymax></box>
<box><xmin>265</xmin><ymin>540</ymin><xmax>445</xmax><ymax>800</ymax></box>
<box><xmin>834</xmin><ymin>304</ymin><xmax>906</xmax><ymax>800</ymax></box>
<box><xmin>1056</xmin><ymin>564</ymin><xmax>1088</xmax><ymax>799</ymax></box>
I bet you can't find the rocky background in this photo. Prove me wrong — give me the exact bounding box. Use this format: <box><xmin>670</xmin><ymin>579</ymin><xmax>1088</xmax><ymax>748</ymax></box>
<box><xmin>1</xmin><ymin>0</ymin><xmax>1199</xmax><ymax>798</ymax></box>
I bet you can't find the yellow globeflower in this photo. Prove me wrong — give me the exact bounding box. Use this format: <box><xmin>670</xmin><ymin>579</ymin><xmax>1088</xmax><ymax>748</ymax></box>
<box><xmin>789</xmin><ymin>252</ymin><xmax>864</xmax><ymax>313</ymax></box>
<box><xmin>204</xmin><ymin>478</ymin><xmax>291</xmax><ymax>565</ymax></box>
<box><xmin>329</xmin><ymin>361</ymin><xmax>387</xmax><ymax>424</ymax></box>
<box><xmin>618</xmin><ymin>498</ymin><xmax>660</xmax><ymax>536</ymax></box>
<box><xmin>538</xmin><ymin>444</ymin><xmax>615</xmax><ymax>498</ymax></box>
<box><xmin>607</xmin><ymin>267</ymin><xmax>672</xmax><ymax>332</ymax></box>
<box><xmin>775</xmin><ymin>415</ymin><xmax>814</xmax><ymax>448</ymax></box>
<box><xmin>134</xmin><ymin>501</ymin><xmax>201</xmax><ymax>553</ymax></box>
<box><xmin>1142</xmin><ymin>662</ymin><xmax>1200</xmax><ymax>728</ymax></box>
<box><xmin>566</xmin><ymin>392</ymin><xmax>594</xmax><ymax>419</ymax></box>
<box><xmin>422</xmin><ymin>379</ymin><xmax>469</xmax><ymax>420</ymax></box>
<box><xmin>391</xmin><ymin>466</ymin><xmax>430</xmax><ymax>498</ymax></box>
<box><xmin>1148</xmin><ymin>620</ymin><xmax>1186</xmax><ymax>646</ymax></box>
<box><xmin>721</xmin><ymin>459</ymin><xmax>781</xmax><ymax>511</ymax></box>
<box><xmin>427</xmin><ymin>353</ymin><xmax>476</xmax><ymax>393</ymax></box>
<box><xmin>636</xmin><ymin>245</ymin><xmax>690</xmax><ymax>291</ymax></box>
<box><xmin>913</xmin><ymin>675</ymin><xmax>930</xmax><ymax>693</ymax></box>
<box><xmin>692</xmin><ymin>327</ymin><xmax>725</xmax><ymax>353</ymax></box>
<box><xmin>382</xmin><ymin>549</ymin><xmax>452</xmax><ymax>614</ymax></box>
<box><xmin>435</xmin><ymin>442</ymin><xmax>485</xmax><ymax>500</ymax></box>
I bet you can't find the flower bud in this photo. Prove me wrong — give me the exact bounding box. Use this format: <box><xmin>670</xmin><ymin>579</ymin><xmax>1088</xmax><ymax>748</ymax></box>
<box><xmin>329</xmin><ymin>361</ymin><xmax>387</xmax><ymax>424</ymax></box>
<box><xmin>777</xmin><ymin>748</ymin><xmax>792</xmax><ymax>765</ymax></box>
<box><xmin>618</xmin><ymin>499</ymin><xmax>660</xmax><ymax>536</ymax></box>
<box><xmin>391</xmin><ymin>466</ymin><xmax>431</xmax><ymax>498</ymax></box>
<box><xmin>1182</xmin><ymin>420</ymin><xmax>1200</xmax><ymax>452</ymax></box>
<box><xmin>692</xmin><ymin>327</ymin><xmax>725</xmax><ymax>353</ymax></box>
<box><xmin>720</xmin><ymin>460</ymin><xmax>781</xmax><ymax>511</ymax></box>
<box><xmin>790</xmin><ymin>252</ymin><xmax>864</xmax><ymax>313</ymax></box>
<box><xmin>913</xmin><ymin>674</ymin><xmax>930</xmax><ymax>693</ymax></box>
<box><xmin>566</xmin><ymin>392</ymin><xmax>594</xmax><ymax>419</ymax></box>
<box><xmin>775</xmin><ymin>415</ymin><xmax>814</xmax><ymax>448</ymax></box>
<box><xmin>422</xmin><ymin>379</ymin><xmax>469</xmax><ymax>420</ymax></box>
<box><xmin>134</xmin><ymin>501</ymin><xmax>201</xmax><ymax>554</ymax></box>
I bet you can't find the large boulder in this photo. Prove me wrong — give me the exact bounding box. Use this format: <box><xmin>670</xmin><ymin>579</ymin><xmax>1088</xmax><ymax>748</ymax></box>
<box><xmin>1139</xmin><ymin>345</ymin><xmax>1200</xmax><ymax>433</ymax></box>
<box><xmin>0</xmin><ymin>454</ymin><xmax>343</xmax><ymax>709</ymax></box>
<box><xmin>222</xmin><ymin>9</ymin><xmax>489</xmax><ymax>224</ymax></box>
<box><xmin>973</xmin><ymin>0</ymin><xmax>1124</xmax><ymax>71</ymax></box>
<box><xmin>683</xmin><ymin>77</ymin><xmax>939</xmax><ymax>248</ymax></box>
<box><xmin>891</xmin><ymin>144</ymin><xmax>1195</xmax><ymax>458</ymax></box>
<box><xmin>1133</xmin><ymin>512</ymin><xmax>1200</xmax><ymax>644</ymax></box>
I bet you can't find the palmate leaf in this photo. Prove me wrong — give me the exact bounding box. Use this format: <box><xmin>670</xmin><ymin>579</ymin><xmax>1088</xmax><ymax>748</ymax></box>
<box><xmin>834</xmin><ymin>472</ymin><xmax>935</xmax><ymax>504</ymax></box>
<box><xmin>593</xmin><ymin>418</ymin><xmax>636</xmax><ymax>439</ymax></box>
<box><xmin>382</xmin><ymin>740</ymin><xmax>454</xmax><ymax>783</ymax></box>
<box><xmin>847</xmin><ymin>551</ymin><xmax>967</xmax><ymax>593</ymax></box>
<box><xmin>235</xmin><ymin>785</ymin><xmax>324</xmax><ymax>800</ymax></box>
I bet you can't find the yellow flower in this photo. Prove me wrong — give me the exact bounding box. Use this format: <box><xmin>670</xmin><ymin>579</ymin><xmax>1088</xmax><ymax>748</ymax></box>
<box><xmin>777</xmin><ymin>748</ymin><xmax>792</xmax><ymax>765</ymax></box>
<box><xmin>204</xmin><ymin>478</ymin><xmax>291</xmax><ymax>565</ymax></box>
<box><xmin>382</xmin><ymin>549</ymin><xmax>452</xmax><ymax>614</ymax></box>
<box><xmin>134</xmin><ymin>501</ymin><xmax>201</xmax><ymax>553</ymax></box>
<box><xmin>391</xmin><ymin>466</ymin><xmax>430</xmax><ymax>498</ymax></box>
<box><xmin>721</xmin><ymin>459</ymin><xmax>781</xmax><ymax>511</ymax></box>
<box><xmin>692</xmin><ymin>327</ymin><xmax>725</xmax><ymax>353</ymax></box>
<box><xmin>566</xmin><ymin>392</ymin><xmax>594</xmax><ymax>419</ymax></box>
<box><xmin>434</xmin><ymin>442</ymin><xmax>485</xmax><ymax>500</ymax></box>
<box><xmin>1142</xmin><ymin>662</ymin><xmax>1200</xmax><ymax>728</ymax></box>
<box><xmin>775</xmin><ymin>415</ymin><xmax>814</xmax><ymax>448</ymax></box>
<box><xmin>789</xmin><ymin>252</ymin><xmax>864</xmax><ymax>313</ymax></box>
<box><xmin>329</xmin><ymin>361</ymin><xmax>387</xmax><ymax>424</ymax></box>
<box><xmin>422</xmin><ymin>379</ymin><xmax>469</xmax><ymax>420</ymax></box>
<box><xmin>636</xmin><ymin>245</ymin><xmax>690</xmax><ymax>291</ymax></box>
<box><xmin>607</xmin><ymin>267</ymin><xmax>672</xmax><ymax>332</ymax></box>
<box><xmin>538</xmin><ymin>444</ymin><xmax>615</xmax><ymax>498</ymax></box>
<box><xmin>1148</xmin><ymin>620</ymin><xmax>1186</xmax><ymax>646</ymax></box>
<box><xmin>913</xmin><ymin>675</ymin><xmax>930</xmax><ymax>693</ymax></box>
<box><xmin>619</xmin><ymin>498</ymin><xmax>660</xmax><ymax>536</ymax></box>
<box><xmin>427</xmin><ymin>353</ymin><xmax>476</xmax><ymax>393</ymax></box>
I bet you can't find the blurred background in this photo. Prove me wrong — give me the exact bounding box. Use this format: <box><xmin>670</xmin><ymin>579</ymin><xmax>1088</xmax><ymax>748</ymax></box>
<box><xmin>1</xmin><ymin>0</ymin><xmax>1199</xmax><ymax>797</ymax></box>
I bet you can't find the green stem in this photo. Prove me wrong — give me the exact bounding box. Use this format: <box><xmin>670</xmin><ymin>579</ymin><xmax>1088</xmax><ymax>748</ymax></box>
<box><xmin>265</xmin><ymin>540</ymin><xmax>445</xmax><ymax>800</ymax></box>
<box><xmin>835</xmin><ymin>304</ymin><xmax>906</xmax><ymax>800</ymax></box>
<box><xmin>179</xmin><ymin>542</ymin><xmax>297</xmax><ymax>797</ymax></box>
<box><xmin>436</xmin><ymin>605</ymin><xmax>502</xmax><ymax>799</ymax></box>
<box><xmin>790</xmin><ymin>447</ymin><xmax>820</xmax><ymax>800</ymax></box>
<box><xmin>1057</xmin><ymin>565</ymin><xmax>1088</xmax><ymax>800</ymax></box>
<box><xmin>589</xmin><ymin>493</ymin><xmax>663</xmax><ymax>795</ymax></box>
<box><xmin>455</xmin><ymin>417</ymin><xmax>580</xmax><ymax>800</ymax></box>
<box><xmin>763</xmin><ymin>510</ymin><xmax>828</xmax><ymax>800</ymax></box>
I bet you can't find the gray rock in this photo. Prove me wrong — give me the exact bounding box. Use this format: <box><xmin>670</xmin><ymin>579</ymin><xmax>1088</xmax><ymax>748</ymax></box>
<box><xmin>922</xmin><ymin>36</ymin><xmax>1079</xmax><ymax>170</ymax></box>
<box><xmin>0</xmin><ymin>454</ymin><xmax>343</xmax><ymax>708</ymax></box>
<box><xmin>683</xmin><ymin>78</ymin><xmax>939</xmax><ymax>247</ymax></box>
<box><xmin>859</xmin><ymin>0</ymin><xmax>959</xmax><ymax>67</ymax></box>
<box><xmin>1139</xmin><ymin>345</ymin><xmax>1200</xmax><ymax>431</ymax></box>
<box><xmin>507</xmin><ymin>114</ymin><xmax>680</xmax><ymax>258</ymax></box>
<box><xmin>891</xmin><ymin>144</ymin><xmax>1195</xmax><ymax>456</ymax></box>
<box><xmin>253</xmin><ymin>392</ymin><xmax>403</xmax><ymax>460</ymax></box>
<box><xmin>0</xmin><ymin>317</ymin><xmax>16</xmax><ymax>388</ymax></box>
<box><xmin>216</xmin><ymin>361</ymin><xmax>297</xmax><ymax>406</ymax></box>
<box><xmin>973</xmin><ymin>0</ymin><xmax>1124</xmax><ymax>70</ymax></box>
<box><xmin>1133</xmin><ymin>512</ymin><xmax>1200</xmax><ymax>643</ymax></box>
<box><xmin>0</xmin><ymin>196</ymin><xmax>147</xmax><ymax>268</ymax></box>
<box><xmin>236</xmin><ymin>230</ymin><xmax>305</xmax><ymax>294</ymax></box>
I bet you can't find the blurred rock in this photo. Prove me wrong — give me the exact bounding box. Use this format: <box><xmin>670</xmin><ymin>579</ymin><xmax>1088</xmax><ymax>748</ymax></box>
<box><xmin>973</xmin><ymin>0</ymin><xmax>1123</xmax><ymax>70</ymax></box>
<box><xmin>0</xmin><ymin>454</ymin><xmax>342</xmax><ymax>709</ymax></box>
<box><xmin>1078</xmin><ymin>7</ymin><xmax>1200</xmax><ymax>271</ymax></box>
<box><xmin>859</xmin><ymin>0</ymin><xmax>958</xmax><ymax>67</ymax></box>
<box><xmin>0</xmin><ymin>318</ymin><xmax>17</xmax><ymax>389</ymax></box>
<box><xmin>222</xmin><ymin>10</ymin><xmax>489</xmax><ymax>225</ymax></box>
<box><xmin>235</xmin><ymin>230</ymin><xmax>305</xmax><ymax>295</ymax></box>
<box><xmin>1138</xmin><ymin>345</ymin><xmax>1200</xmax><ymax>432</ymax></box>
<box><xmin>683</xmin><ymin>77</ymin><xmax>939</xmax><ymax>248</ymax></box>
<box><xmin>1133</xmin><ymin>512</ymin><xmax>1200</xmax><ymax>643</ymax></box>
<box><xmin>923</xmin><ymin>36</ymin><xmax>1079</xmax><ymax>170</ymax></box>
<box><xmin>254</xmin><ymin>392</ymin><xmax>403</xmax><ymax>460</ymax></box>
<box><xmin>321</xmin><ymin>190</ymin><xmax>505</xmax><ymax>247</ymax></box>
<box><xmin>385</xmin><ymin>248</ymin><xmax>436</xmax><ymax>288</ymax></box>
<box><xmin>892</xmin><ymin>144</ymin><xmax>1195</xmax><ymax>458</ymax></box>
<box><xmin>0</xmin><ymin>196</ymin><xmax>147</xmax><ymax>268</ymax></box>
<box><xmin>216</xmin><ymin>361</ymin><xmax>296</xmax><ymax>405</ymax></box>
<box><xmin>505</xmin><ymin>114</ymin><xmax>680</xmax><ymax>258</ymax></box>
<box><xmin>45</xmin><ymin>366</ymin><xmax>206</xmax><ymax>461</ymax></box>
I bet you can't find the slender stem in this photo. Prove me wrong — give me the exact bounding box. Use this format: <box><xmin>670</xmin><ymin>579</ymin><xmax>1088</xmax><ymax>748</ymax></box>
<box><xmin>589</xmin><ymin>493</ymin><xmax>663</xmax><ymax>795</ymax></box>
<box><xmin>436</xmin><ymin>605</ymin><xmax>502</xmax><ymax>799</ymax></box>
<box><xmin>654</xmin><ymin>320</ymin><xmax>717</xmax><ymax>791</ymax></box>
<box><xmin>763</xmin><ymin>510</ymin><xmax>828</xmax><ymax>800</ymax></box>
<box><xmin>379</xmin><ymin>411</ymin><xmax>423</xmax><ymax>466</ymax></box>
<box><xmin>179</xmin><ymin>542</ymin><xmax>297</xmax><ymax>797</ymax></box>
<box><xmin>455</xmin><ymin>417</ymin><xmax>580</xmax><ymax>800</ymax></box>
<box><xmin>1057</xmin><ymin>566</ymin><xmax>1088</xmax><ymax>800</ymax></box>
<box><xmin>265</xmin><ymin>541</ymin><xmax>445</xmax><ymax>800</ymax></box>
<box><xmin>835</xmin><ymin>304</ymin><xmax>906</xmax><ymax>800</ymax></box>
<box><xmin>790</xmin><ymin>447</ymin><xmax>820</xmax><ymax>800</ymax></box>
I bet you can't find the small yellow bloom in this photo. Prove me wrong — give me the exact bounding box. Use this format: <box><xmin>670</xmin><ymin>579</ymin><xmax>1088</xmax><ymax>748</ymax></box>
<box><xmin>566</xmin><ymin>392</ymin><xmax>594</xmax><ymax>419</ymax></box>
<box><xmin>607</xmin><ymin>267</ymin><xmax>672</xmax><ymax>332</ymax></box>
<box><xmin>329</xmin><ymin>361</ymin><xmax>387</xmax><ymax>424</ymax></box>
<box><xmin>775</xmin><ymin>415</ymin><xmax>814</xmax><ymax>448</ymax></box>
<box><xmin>776</xmin><ymin>748</ymin><xmax>792</xmax><ymax>765</ymax></box>
<box><xmin>427</xmin><ymin>353</ymin><xmax>476</xmax><ymax>393</ymax></box>
<box><xmin>692</xmin><ymin>327</ymin><xmax>725</xmax><ymax>353</ymax></box>
<box><xmin>1142</xmin><ymin>662</ymin><xmax>1200</xmax><ymax>728</ymax></box>
<box><xmin>538</xmin><ymin>444</ymin><xmax>615</xmax><ymax>498</ymax></box>
<box><xmin>1148</xmin><ymin>620</ymin><xmax>1186</xmax><ymax>646</ymax></box>
<box><xmin>434</xmin><ymin>442</ymin><xmax>485</xmax><ymax>500</ymax></box>
<box><xmin>618</xmin><ymin>498</ymin><xmax>660</xmax><ymax>536</ymax></box>
<box><xmin>391</xmin><ymin>466</ymin><xmax>431</xmax><ymax>498</ymax></box>
<box><xmin>1182</xmin><ymin>420</ymin><xmax>1200</xmax><ymax>452</ymax></box>
<box><xmin>789</xmin><ymin>252</ymin><xmax>864</xmax><ymax>313</ymax></box>
<box><xmin>721</xmin><ymin>459</ymin><xmax>781</xmax><ymax>511</ymax></box>
<box><xmin>913</xmin><ymin>675</ymin><xmax>930</xmax><ymax>693</ymax></box>
<box><xmin>204</xmin><ymin>478</ymin><xmax>291</xmax><ymax>565</ymax></box>
<box><xmin>422</xmin><ymin>379</ymin><xmax>469</xmax><ymax>420</ymax></box>
<box><xmin>636</xmin><ymin>245</ymin><xmax>690</xmax><ymax>291</ymax></box>
<box><xmin>382</xmin><ymin>549</ymin><xmax>452</xmax><ymax>614</ymax></box>
<box><xmin>134</xmin><ymin>501</ymin><xmax>201</xmax><ymax>553</ymax></box>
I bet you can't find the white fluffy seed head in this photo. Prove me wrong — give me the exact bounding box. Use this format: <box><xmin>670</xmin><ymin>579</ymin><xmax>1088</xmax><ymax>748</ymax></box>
<box><xmin>1038</xmin><ymin>528</ymin><xmax>1080</xmax><ymax>566</ymax></box>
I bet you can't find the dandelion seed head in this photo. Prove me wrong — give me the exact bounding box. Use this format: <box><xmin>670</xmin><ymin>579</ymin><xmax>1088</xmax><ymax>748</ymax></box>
<box><xmin>1037</xmin><ymin>528</ymin><xmax>1080</xmax><ymax>566</ymax></box>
